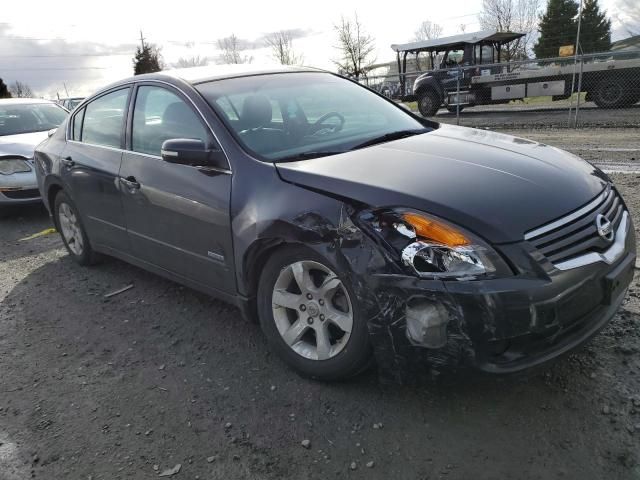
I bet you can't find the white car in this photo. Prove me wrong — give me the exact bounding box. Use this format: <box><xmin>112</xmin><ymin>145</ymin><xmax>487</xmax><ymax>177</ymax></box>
<box><xmin>0</xmin><ymin>98</ymin><xmax>68</xmax><ymax>209</ymax></box>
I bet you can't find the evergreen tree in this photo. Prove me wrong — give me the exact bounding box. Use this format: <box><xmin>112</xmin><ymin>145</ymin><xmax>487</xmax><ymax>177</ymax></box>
<box><xmin>0</xmin><ymin>78</ymin><xmax>11</xmax><ymax>98</ymax></box>
<box><xmin>133</xmin><ymin>39</ymin><xmax>162</xmax><ymax>75</ymax></box>
<box><xmin>579</xmin><ymin>0</ymin><xmax>611</xmax><ymax>53</ymax></box>
<box><xmin>533</xmin><ymin>0</ymin><xmax>579</xmax><ymax>59</ymax></box>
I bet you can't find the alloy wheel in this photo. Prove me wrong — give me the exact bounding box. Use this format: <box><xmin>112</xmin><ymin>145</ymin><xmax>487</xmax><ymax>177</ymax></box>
<box><xmin>271</xmin><ymin>260</ymin><xmax>353</xmax><ymax>361</ymax></box>
<box><xmin>58</xmin><ymin>202</ymin><xmax>84</xmax><ymax>256</ymax></box>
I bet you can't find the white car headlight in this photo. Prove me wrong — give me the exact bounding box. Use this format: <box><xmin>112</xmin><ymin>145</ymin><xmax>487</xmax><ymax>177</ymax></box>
<box><xmin>0</xmin><ymin>159</ymin><xmax>32</xmax><ymax>175</ymax></box>
<box><xmin>360</xmin><ymin>208</ymin><xmax>512</xmax><ymax>280</ymax></box>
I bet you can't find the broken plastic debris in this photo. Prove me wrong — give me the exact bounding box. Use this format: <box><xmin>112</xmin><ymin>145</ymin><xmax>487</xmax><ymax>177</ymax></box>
<box><xmin>19</xmin><ymin>227</ymin><xmax>56</xmax><ymax>241</ymax></box>
<box><xmin>104</xmin><ymin>284</ymin><xmax>134</xmax><ymax>298</ymax></box>
<box><xmin>158</xmin><ymin>464</ymin><xmax>181</xmax><ymax>477</ymax></box>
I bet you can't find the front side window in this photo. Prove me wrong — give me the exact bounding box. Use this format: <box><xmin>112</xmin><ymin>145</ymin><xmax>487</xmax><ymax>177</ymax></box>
<box><xmin>0</xmin><ymin>103</ymin><xmax>67</xmax><ymax>136</ymax></box>
<box><xmin>131</xmin><ymin>86</ymin><xmax>208</xmax><ymax>157</ymax></box>
<box><xmin>82</xmin><ymin>88</ymin><xmax>130</xmax><ymax>148</ymax></box>
<box><xmin>196</xmin><ymin>72</ymin><xmax>432</xmax><ymax>162</ymax></box>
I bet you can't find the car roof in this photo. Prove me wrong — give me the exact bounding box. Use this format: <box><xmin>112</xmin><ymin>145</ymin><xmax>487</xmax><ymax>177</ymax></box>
<box><xmin>82</xmin><ymin>64</ymin><xmax>330</xmax><ymax>103</ymax></box>
<box><xmin>0</xmin><ymin>98</ymin><xmax>58</xmax><ymax>106</ymax></box>
<box><xmin>103</xmin><ymin>64</ymin><xmax>321</xmax><ymax>89</ymax></box>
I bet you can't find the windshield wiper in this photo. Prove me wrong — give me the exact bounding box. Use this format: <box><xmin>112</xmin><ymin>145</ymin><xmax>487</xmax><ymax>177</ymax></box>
<box><xmin>276</xmin><ymin>151</ymin><xmax>345</xmax><ymax>162</ymax></box>
<box><xmin>351</xmin><ymin>129</ymin><xmax>427</xmax><ymax>150</ymax></box>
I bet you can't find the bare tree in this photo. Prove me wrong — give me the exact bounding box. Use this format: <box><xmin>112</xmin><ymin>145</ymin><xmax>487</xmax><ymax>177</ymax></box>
<box><xmin>217</xmin><ymin>34</ymin><xmax>253</xmax><ymax>64</ymax></box>
<box><xmin>413</xmin><ymin>21</ymin><xmax>444</xmax><ymax>41</ymax></box>
<box><xmin>265</xmin><ymin>31</ymin><xmax>304</xmax><ymax>65</ymax></box>
<box><xmin>478</xmin><ymin>0</ymin><xmax>541</xmax><ymax>60</ymax></box>
<box><xmin>332</xmin><ymin>13</ymin><xmax>376</xmax><ymax>80</ymax></box>
<box><xmin>173</xmin><ymin>56</ymin><xmax>209</xmax><ymax>68</ymax></box>
<box><xmin>616</xmin><ymin>0</ymin><xmax>640</xmax><ymax>35</ymax></box>
<box><xmin>9</xmin><ymin>81</ymin><xmax>33</xmax><ymax>98</ymax></box>
<box><xmin>412</xmin><ymin>21</ymin><xmax>444</xmax><ymax>70</ymax></box>
<box><xmin>459</xmin><ymin>24</ymin><xmax>468</xmax><ymax>34</ymax></box>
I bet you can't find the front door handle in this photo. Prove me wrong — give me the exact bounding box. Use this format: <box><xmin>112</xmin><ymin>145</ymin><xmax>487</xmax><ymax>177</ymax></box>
<box><xmin>61</xmin><ymin>156</ymin><xmax>74</xmax><ymax>167</ymax></box>
<box><xmin>120</xmin><ymin>176</ymin><xmax>141</xmax><ymax>190</ymax></box>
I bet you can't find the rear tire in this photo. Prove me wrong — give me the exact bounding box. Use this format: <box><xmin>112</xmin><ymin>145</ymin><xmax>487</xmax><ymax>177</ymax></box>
<box><xmin>257</xmin><ymin>245</ymin><xmax>372</xmax><ymax>381</ymax></box>
<box><xmin>417</xmin><ymin>90</ymin><xmax>441</xmax><ymax>117</ymax></box>
<box><xmin>446</xmin><ymin>105</ymin><xmax>464</xmax><ymax>114</ymax></box>
<box><xmin>54</xmin><ymin>190</ymin><xmax>100</xmax><ymax>266</ymax></box>
<box><xmin>593</xmin><ymin>78</ymin><xmax>637</xmax><ymax>108</ymax></box>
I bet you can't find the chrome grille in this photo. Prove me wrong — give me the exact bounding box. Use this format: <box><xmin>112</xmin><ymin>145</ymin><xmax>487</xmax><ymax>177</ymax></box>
<box><xmin>525</xmin><ymin>186</ymin><xmax>625</xmax><ymax>265</ymax></box>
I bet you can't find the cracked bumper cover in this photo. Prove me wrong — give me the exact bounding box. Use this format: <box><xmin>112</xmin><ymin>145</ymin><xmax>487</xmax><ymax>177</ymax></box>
<box><xmin>365</xmin><ymin>218</ymin><xmax>636</xmax><ymax>380</ymax></box>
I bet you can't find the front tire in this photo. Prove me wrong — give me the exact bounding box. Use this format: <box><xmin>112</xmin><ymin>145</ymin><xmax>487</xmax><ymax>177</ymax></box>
<box><xmin>417</xmin><ymin>90</ymin><xmax>441</xmax><ymax>117</ymax></box>
<box><xmin>257</xmin><ymin>246</ymin><xmax>371</xmax><ymax>380</ymax></box>
<box><xmin>54</xmin><ymin>190</ymin><xmax>99</xmax><ymax>266</ymax></box>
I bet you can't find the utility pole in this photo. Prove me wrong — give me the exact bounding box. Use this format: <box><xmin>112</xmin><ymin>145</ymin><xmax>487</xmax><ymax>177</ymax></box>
<box><xmin>139</xmin><ymin>30</ymin><xmax>146</xmax><ymax>50</ymax></box>
<box><xmin>568</xmin><ymin>0</ymin><xmax>584</xmax><ymax>128</ymax></box>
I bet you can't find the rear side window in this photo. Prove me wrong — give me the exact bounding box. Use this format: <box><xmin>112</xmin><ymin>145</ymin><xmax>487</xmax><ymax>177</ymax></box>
<box><xmin>131</xmin><ymin>86</ymin><xmax>208</xmax><ymax>157</ymax></box>
<box><xmin>82</xmin><ymin>88</ymin><xmax>130</xmax><ymax>148</ymax></box>
<box><xmin>72</xmin><ymin>107</ymin><xmax>85</xmax><ymax>141</ymax></box>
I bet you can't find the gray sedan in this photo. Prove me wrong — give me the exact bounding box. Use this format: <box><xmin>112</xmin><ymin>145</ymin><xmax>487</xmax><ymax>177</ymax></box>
<box><xmin>0</xmin><ymin>98</ymin><xmax>68</xmax><ymax>208</ymax></box>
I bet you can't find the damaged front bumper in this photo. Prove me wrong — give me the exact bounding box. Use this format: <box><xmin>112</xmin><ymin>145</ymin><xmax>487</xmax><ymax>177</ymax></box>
<box><xmin>366</xmin><ymin>224</ymin><xmax>636</xmax><ymax>382</ymax></box>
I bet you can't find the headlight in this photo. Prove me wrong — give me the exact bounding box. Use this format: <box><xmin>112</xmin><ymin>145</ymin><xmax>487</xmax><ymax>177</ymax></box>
<box><xmin>0</xmin><ymin>159</ymin><xmax>32</xmax><ymax>175</ymax></box>
<box><xmin>361</xmin><ymin>208</ymin><xmax>510</xmax><ymax>280</ymax></box>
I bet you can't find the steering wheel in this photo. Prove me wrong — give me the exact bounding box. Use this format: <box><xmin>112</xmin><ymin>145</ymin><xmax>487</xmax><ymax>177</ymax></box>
<box><xmin>309</xmin><ymin>112</ymin><xmax>345</xmax><ymax>135</ymax></box>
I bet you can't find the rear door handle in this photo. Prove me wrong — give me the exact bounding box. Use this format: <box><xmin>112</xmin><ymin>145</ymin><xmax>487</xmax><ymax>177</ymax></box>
<box><xmin>120</xmin><ymin>176</ymin><xmax>141</xmax><ymax>190</ymax></box>
<box><xmin>61</xmin><ymin>156</ymin><xmax>74</xmax><ymax>167</ymax></box>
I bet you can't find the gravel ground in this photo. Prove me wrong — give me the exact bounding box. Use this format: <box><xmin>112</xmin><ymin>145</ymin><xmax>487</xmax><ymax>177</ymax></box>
<box><xmin>412</xmin><ymin>104</ymin><xmax>640</xmax><ymax>129</ymax></box>
<box><xmin>1</xmin><ymin>133</ymin><xmax>639</xmax><ymax>479</ymax></box>
<box><xmin>496</xmin><ymin>128</ymin><xmax>640</xmax><ymax>169</ymax></box>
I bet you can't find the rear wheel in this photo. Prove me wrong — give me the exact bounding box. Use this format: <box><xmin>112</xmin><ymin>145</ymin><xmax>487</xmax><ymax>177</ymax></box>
<box><xmin>593</xmin><ymin>78</ymin><xmax>637</xmax><ymax>108</ymax></box>
<box><xmin>54</xmin><ymin>190</ymin><xmax>99</xmax><ymax>266</ymax></box>
<box><xmin>446</xmin><ymin>105</ymin><xmax>464</xmax><ymax>114</ymax></box>
<box><xmin>417</xmin><ymin>90</ymin><xmax>441</xmax><ymax>117</ymax></box>
<box><xmin>257</xmin><ymin>246</ymin><xmax>371</xmax><ymax>380</ymax></box>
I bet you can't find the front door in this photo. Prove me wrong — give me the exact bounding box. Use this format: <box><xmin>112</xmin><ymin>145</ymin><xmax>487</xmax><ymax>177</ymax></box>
<box><xmin>118</xmin><ymin>84</ymin><xmax>235</xmax><ymax>294</ymax></box>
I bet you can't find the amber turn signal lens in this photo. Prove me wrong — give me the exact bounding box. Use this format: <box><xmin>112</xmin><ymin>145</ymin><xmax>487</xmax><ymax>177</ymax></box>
<box><xmin>402</xmin><ymin>213</ymin><xmax>470</xmax><ymax>247</ymax></box>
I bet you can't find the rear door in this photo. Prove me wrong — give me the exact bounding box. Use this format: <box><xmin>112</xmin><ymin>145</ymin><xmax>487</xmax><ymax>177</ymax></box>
<box><xmin>119</xmin><ymin>83</ymin><xmax>235</xmax><ymax>294</ymax></box>
<box><xmin>62</xmin><ymin>87</ymin><xmax>131</xmax><ymax>253</ymax></box>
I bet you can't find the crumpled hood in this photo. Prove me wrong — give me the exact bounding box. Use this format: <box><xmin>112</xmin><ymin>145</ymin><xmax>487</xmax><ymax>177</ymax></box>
<box><xmin>0</xmin><ymin>131</ymin><xmax>50</xmax><ymax>159</ymax></box>
<box><xmin>275</xmin><ymin>124</ymin><xmax>608</xmax><ymax>243</ymax></box>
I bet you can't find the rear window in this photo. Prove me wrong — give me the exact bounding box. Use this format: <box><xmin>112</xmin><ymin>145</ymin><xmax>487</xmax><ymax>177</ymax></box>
<box><xmin>81</xmin><ymin>88</ymin><xmax>130</xmax><ymax>149</ymax></box>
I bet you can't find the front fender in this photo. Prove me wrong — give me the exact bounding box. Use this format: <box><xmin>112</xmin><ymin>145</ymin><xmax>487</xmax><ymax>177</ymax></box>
<box><xmin>413</xmin><ymin>74</ymin><xmax>444</xmax><ymax>100</ymax></box>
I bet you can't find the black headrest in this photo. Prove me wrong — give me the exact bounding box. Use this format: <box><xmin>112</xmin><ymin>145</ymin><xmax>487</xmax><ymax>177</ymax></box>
<box><xmin>241</xmin><ymin>95</ymin><xmax>272</xmax><ymax>129</ymax></box>
<box><xmin>163</xmin><ymin>102</ymin><xmax>195</xmax><ymax>125</ymax></box>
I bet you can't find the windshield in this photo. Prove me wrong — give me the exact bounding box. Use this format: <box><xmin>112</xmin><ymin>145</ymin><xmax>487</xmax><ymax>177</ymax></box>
<box><xmin>0</xmin><ymin>103</ymin><xmax>68</xmax><ymax>136</ymax></box>
<box><xmin>196</xmin><ymin>72</ymin><xmax>433</xmax><ymax>161</ymax></box>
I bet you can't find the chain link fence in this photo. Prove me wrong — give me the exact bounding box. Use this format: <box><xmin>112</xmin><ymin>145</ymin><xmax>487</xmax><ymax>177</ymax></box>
<box><xmin>359</xmin><ymin>50</ymin><xmax>640</xmax><ymax>129</ymax></box>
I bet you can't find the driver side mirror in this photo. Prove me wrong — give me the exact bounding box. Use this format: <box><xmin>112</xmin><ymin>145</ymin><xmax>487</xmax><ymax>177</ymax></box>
<box><xmin>160</xmin><ymin>138</ymin><xmax>226</xmax><ymax>169</ymax></box>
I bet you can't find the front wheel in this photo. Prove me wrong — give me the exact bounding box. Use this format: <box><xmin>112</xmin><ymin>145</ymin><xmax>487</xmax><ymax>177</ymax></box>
<box><xmin>417</xmin><ymin>90</ymin><xmax>441</xmax><ymax>117</ymax></box>
<box><xmin>257</xmin><ymin>246</ymin><xmax>372</xmax><ymax>380</ymax></box>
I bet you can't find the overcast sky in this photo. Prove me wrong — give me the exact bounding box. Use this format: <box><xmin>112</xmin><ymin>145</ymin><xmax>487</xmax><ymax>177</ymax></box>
<box><xmin>1</xmin><ymin>0</ymin><xmax>636</xmax><ymax>98</ymax></box>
